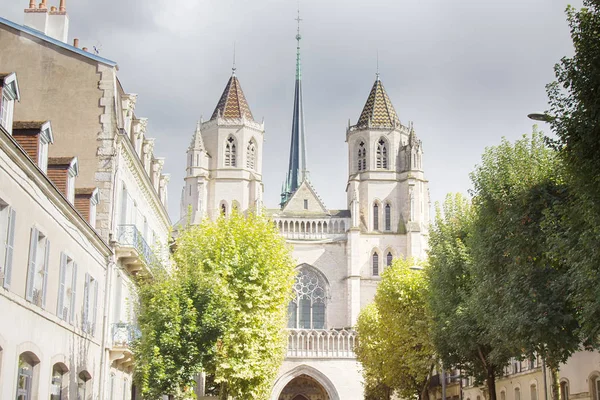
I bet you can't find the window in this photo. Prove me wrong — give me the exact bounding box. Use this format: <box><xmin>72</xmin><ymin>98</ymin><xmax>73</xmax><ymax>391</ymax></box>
<box><xmin>123</xmin><ymin>378</ymin><xmax>130</xmax><ymax>400</ymax></box>
<box><xmin>385</xmin><ymin>204</ymin><xmax>391</xmax><ymax>230</ymax></box>
<box><xmin>287</xmin><ymin>266</ymin><xmax>328</xmax><ymax>329</ymax></box>
<box><xmin>376</xmin><ymin>138</ymin><xmax>388</xmax><ymax>169</ymax></box>
<box><xmin>303</xmin><ymin>199</ymin><xmax>308</xmax><ymax>210</ymax></box>
<box><xmin>357</xmin><ymin>141</ymin><xmax>366</xmax><ymax>171</ymax></box>
<box><xmin>0</xmin><ymin>199</ymin><xmax>16</xmax><ymax>289</ymax></box>
<box><xmin>246</xmin><ymin>140</ymin><xmax>256</xmax><ymax>170</ymax></box>
<box><xmin>372</xmin><ymin>252</ymin><xmax>379</xmax><ymax>276</ymax></box>
<box><xmin>109</xmin><ymin>374</ymin><xmax>115</xmax><ymax>400</ymax></box>
<box><xmin>0</xmin><ymin>93</ymin><xmax>9</xmax><ymax>129</ymax></box>
<box><xmin>515</xmin><ymin>387</ymin><xmax>521</xmax><ymax>400</ymax></box>
<box><xmin>386</xmin><ymin>252</ymin><xmax>393</xmax><ymax>267</ymax></box>
<box><xmin>373</xmin><ymin>203</ymin><xmax>379</xmax><ymax>230</ymax></box>
<box><xmin>89</xmin><ymin>191</ymin><xmax>98</xmax><ymax>228</ymax></box>
<box><xmin>26</xmin><ymin>227</ymin><xmax>50</xmax><ymax>308</ymax></box>
<box><xmin>16</xmin><ymin>352</ymin><xmax>39</xmax><ymax>400</ymax></box>
<box><xmin>225</xmin><ymin>136</ymin><xmax>236</xmax><ymax>167</ymax></box>
<box><xmin>50</xmin><ymin>363</ymin><xmax>68</xmax><ymax>400</ymax></box>
<box><xmin>594</xmin><ymin>377</ymin><xmax>600</xmax><ymax>400</ymax></box>
<box><xmin>560</xmin><ymin>381</ymin><xmax>569</xmax><ymax>400</ymax></box>
<box><xmin>500</xmin><ymin>392</ymin><xmax>506</xmax><ymax>400</ymax></box>
<box><xmin>57</xmin><ymin>253</ymin><xmax>77</xmax><ymax>323</ymax></box>
<box><xmin>220</xmin><ymin>202</ymin><xmax>227</xmax><ymax>216</ymax></box>
<box><xmin>530</xmin><ymin>385</ymin><xmax>537</xmax><ymax>400</ymax></box>
<box><xmin>82</xmin><ymin>273</ymin><xmax>98</xmax><ymax>335</ymax></box>
<box><xmin>78</xmin><ymin>371</ymin><xmax>91</xmax><ymax>400</ymax></box>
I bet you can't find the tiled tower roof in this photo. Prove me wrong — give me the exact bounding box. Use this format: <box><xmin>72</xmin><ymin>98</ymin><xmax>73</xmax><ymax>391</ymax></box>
<box><xmin>356</xmin><ymin>78</ymin><xmax>400</xmax><ymax>128</ymax></box>
<box><xmin>210</xmin><ymin>74</ymin><xmax>254</xmax><ymax>121</ymax></box>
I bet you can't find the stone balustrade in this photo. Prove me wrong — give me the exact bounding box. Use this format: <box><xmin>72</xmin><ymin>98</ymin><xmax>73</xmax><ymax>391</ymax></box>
<box><xmin>287</xmin><ymin>329</ymin><xmax>357</xmax><ymax>359</ymax></box>
<box><xmin>273</xmin><ymin>217</ymin><xmax>350</xmax><ymax>241</ymax></box>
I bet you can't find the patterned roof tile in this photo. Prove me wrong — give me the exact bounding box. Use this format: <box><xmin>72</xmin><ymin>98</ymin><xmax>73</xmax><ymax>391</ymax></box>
<box><xmin>210</xmin><ymin>75</ymin><xmax>254</xmax><ymax>121</ymax></box>
<box><xmin>356</xmin><ymin>79</ymin><xmax>400</xmax><ymax>128</ymax></box>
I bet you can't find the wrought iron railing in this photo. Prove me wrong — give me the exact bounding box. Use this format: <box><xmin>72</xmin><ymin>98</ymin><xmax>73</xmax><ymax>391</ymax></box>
<box><xmin>286</xmin><ymin>329</ymin><xmax>357</xmax><ymax>359</ymax></box>
<box><xmin>116</xmin><ymin>225</ymin><xmax>160</xmax><ymax>269</ymax></box>
<box><xmin>112</xmin><ymin>322</ymin><xmax>141</xmax><ymax>348</ymax></box>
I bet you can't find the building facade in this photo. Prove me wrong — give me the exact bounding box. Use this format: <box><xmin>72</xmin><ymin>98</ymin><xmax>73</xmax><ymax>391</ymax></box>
<box><xmin>179</xmin><ymin>15</ymin><xmax>430</xmax><ymax>400</ymax></box>
<box><xmin>0</xmin><ymin>3</ymin><xmax>171</xmax><ymax>399</ymax></box>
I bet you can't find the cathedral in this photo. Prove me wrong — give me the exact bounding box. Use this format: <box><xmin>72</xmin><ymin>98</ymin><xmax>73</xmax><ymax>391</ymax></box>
<box><xmin>179</xmin><ymin>15</ymin><xmax>430</xmax><ymax>400</ymax></box>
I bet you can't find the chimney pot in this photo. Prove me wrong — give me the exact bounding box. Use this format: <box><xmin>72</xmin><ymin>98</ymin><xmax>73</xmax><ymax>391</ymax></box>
<box><xmin>50</xmin><ymin>6</ymin><xmax>56</xmax><ymax>11</ymax></box>
<box><xmin>82</xmin><ymin>47</ymin><xmax>88</xmax><ymax>52</ymax></box>
<box><xmin>59</xmin><ymin>0</ymin><xmax>66</xmax><ymax>12</ymax></box>
<box><xmin>29</xmin><ymin>0</ymin><xmax>35</xmax><ymax>9</ymax></box>
<box><xmin>39</xmin><ymin>0</ymin><xmax>47</xmax><ymax>9</ymax></box>
<box><xmin>73</xmin><ymin>38</ymin><xmax>79</xmax><ymax>47</ymax></box>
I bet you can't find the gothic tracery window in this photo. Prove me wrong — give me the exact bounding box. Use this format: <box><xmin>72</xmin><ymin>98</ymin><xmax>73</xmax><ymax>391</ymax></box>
<box><xmin>373</xmin><ymin>203</ymin><xmax>379</xmax><ymax>231</ymax></box>
<box><xmin>386</xmin><ymin>252</ymin><xmax>393</xmax><ymax>267</ymax></box>
<box><xmin>385</xmin><ymin>203</ymin><xmax>391</xmax><ymax>231</ymax></box>
<box><xmin>288</xmin><ymin>266</ymin><xmax>328</xmax><ymax>329</ymax></box>
<box><xmin>357</xmin><ymin>141</ymin><xmax>366</xmax><ymax>172</ymax></box>
<box><xmin>246</xmin><ymin>140</ymin><xmax>256</xmax><ymax>170</ymax></box>
<box><xmin>377</xmin><ymin>138</ymin><xmax>388</xmax><ymax>169</ymax></box>
<box><xmin>225</xmin><ymin>136</ymin><xmax>236</xmax><ymax>167</ymax></box>
<box><xmin>372</xmin><ymin>252</ymin><xmax>380</xmax><ymax>276</ymax></box>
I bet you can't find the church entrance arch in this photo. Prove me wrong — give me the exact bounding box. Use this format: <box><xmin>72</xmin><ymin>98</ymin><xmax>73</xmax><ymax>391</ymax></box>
<box><xmin>271</xmin><ymin>365</ymin><xmax>340</xmax><ymax>400</ymax></box>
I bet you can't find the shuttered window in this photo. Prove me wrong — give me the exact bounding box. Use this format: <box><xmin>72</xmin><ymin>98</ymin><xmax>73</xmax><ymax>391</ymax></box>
<box><xmin>0</xmin><ymin>201</ymin><xmax>16</xmax><ymax>289</ymax></box>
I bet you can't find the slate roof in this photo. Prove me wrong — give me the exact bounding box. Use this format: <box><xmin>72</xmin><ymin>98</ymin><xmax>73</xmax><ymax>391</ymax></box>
<box><xmin>356</xmin><ymin>78</ymin><xmax>400</xmax><ymax>128</ymax></box>
<box><xmin>210</xmin><ymin>74</ymin><xmax>254</xmax><ymax>121</ymax></box>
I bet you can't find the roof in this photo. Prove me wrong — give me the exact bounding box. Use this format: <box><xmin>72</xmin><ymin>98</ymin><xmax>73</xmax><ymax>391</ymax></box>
<box><xmin>0</xmin><ymin>16</ymin><xmax>117</xmax><ymax>67</ymax></box>
<box><xmin>210</xmin><ymin>74</ymin><xmax>254</xmax><ymax>121</ymax></box>
<box><xmin>48</xmin><ymin>156</ymin><xmax>76</xmax><ymax>166</ymax></box>
<box><xmin>75</xmin><ymin>187</ymin><xmax>97</xmax><ymax>196</ymax></box>
<box><xmin>356</xmin><ymin>78</ymin><xmax>400</xmax><ymax>128</ymax></box>
<box><xmin>13</xmin><ymin>121</ymin><xmax>47</xmax><ymax>130</ymax></box>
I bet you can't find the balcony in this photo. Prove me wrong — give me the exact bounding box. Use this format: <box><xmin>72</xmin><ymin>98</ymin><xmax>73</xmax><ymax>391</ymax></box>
<box><xmin>286</xmin><ymin>329</ymin><xmax>357</xmax><ymax>359</ymax></box>
<box><xmin>109</xmin><ymin>322</ymin><xmax>140</xmax><ymax>371</ymax></box>
<box><xmin>114</xmin><ymin>225</ymin><xmax>160</xmax><ymax>275</ymax></box>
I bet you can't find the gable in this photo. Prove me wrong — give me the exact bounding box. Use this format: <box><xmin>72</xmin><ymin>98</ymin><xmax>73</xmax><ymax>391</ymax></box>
<box><xmin>282</xmin><ymin>181</ymin><xmax>328</xmax><ymax>214</ymax></box>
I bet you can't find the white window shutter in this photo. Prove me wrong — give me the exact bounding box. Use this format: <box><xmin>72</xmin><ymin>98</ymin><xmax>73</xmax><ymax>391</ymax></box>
<box><xmin>83</xmin><ymin>273</ymin><xmax>90</xmax><ymax>332</ymax></box>
<box><xmin>70</xmin><ymin>263</ymin><xmax>78</xmax><ymax>324</ymax></box>
<box><xmin>92</xmin><ymin>279</ymin><xmax>98</xmax><ymax>336</ymax></box>
<box><xmin>3</xmin><ymin>207</ymin><xmax>16</xmax><ymax>289</ymax></box>
<box><xmin>57</xmin><ymin>253</ymin><xmax>67</xmax><ymax>319</ymax></box>
<box><xmin>25</xmin><ymin>227</ymin><xmax>38</xmax><ymax>301</ymax></box>
<box><xmin>41</xmin><ymin>239</ymin><xmax>50</xmax><ymax>309</ymax></box>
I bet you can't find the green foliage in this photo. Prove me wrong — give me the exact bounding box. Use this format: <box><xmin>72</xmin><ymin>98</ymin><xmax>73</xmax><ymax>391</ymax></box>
<box><xmin>427</xmin><ymin>194</ymin><xmax>509</xmax><ymax>400</ymax></box>
<box><xmin>355</xmin><ymin>258</ymin><xmax>435</xmax><ymax>400</ymax></box>
<box><xmin>134</xmin><ymin>211</ymin><xmax>296</xmax><ymax>399</ymax></box>
<box><xmin>469</xmin><ymin>132</ymin><xmax>579</xmax><ymax>399</ymax></box>
<box><xmin>546</xmin><ymin>0</ymin><xmax>600</xmax><ymax>347</ymax></box>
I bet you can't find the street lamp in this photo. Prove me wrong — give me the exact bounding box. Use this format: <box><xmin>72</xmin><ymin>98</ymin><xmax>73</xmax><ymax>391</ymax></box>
<box><xmin>527</xmin><ymin>113</ymin><xmax>555</xmax><ymax>122</ymax></box>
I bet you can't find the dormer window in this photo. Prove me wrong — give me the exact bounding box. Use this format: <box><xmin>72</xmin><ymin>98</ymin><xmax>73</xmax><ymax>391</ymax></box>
<box><xmin>12</xmin><ymin>121</ymin><xmax>54</xmax><ymax>173</ymax></box>
<box><xmin>0</xmin><ymin>72</ymin><xmax>20</xmax><ymax>135</ymax></box>
<box><xmin>38</xmin><ymin>125</ymin><xmax>53</xmax><ymax>173</ymax></box>
<box><xmin>47</xmin><ymin>157</ymin><xmax>78</xmax><ymax>203</ymax></box>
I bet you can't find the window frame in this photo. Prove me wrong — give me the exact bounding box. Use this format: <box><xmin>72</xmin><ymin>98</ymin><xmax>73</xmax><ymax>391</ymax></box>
<box><xmin>372</xmin><ymin>251</ymin><xmax>380</xmax><ymax>276</ymax></box>
<box><xmin>224</xmin><ymin>136</ymin><xmax>237</xmax><ymax>167</ymax></box>
<box><xmin>0</xmin><ymin>199</ymin><xmax>16</xmax><ymax>289</ymax></box>
<box><xmin>376</xmin><ymin>138</ymin><xmax>388</xmax><ymax>169</ymax></box>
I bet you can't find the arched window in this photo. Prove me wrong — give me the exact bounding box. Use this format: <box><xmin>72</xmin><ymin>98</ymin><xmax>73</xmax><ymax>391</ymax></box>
<box><xmin>357</xmin><ymin>141</ymin><xmax>366</xmax><ymax>172</ymax></box>
<box><xmin>500</xmin><ymin>391</ymin><xmax>506</xmax><ymax>400</ymax></box>
<box><xmin>288</xmin><ymin>266</ymin><xmax>328</xmax><ymax>329</ymax></box>
<box><xmin>376</xmin><ymin>138</ymin><xmax>388</xmax><ymax>169</ymax></box>
<box><xmin>225</xmin><ymin>136</ymin><xmax>236</xmax><ymax>167</ymax></box>
<box><xmin>78</xmin><ymin>371</ymin><xmax>92</xmax><ymax>400</ymax></box>
<box><xmin>16</xmin><ymin>352</ymin><xmax>40</xmax><ymax>400</ymax></box>
<box><xmin>386</xmin><ymin>252</ymin><xmax>393</xmax><ymax>267</ymax></box>
<box><xmin>51</xmin><ymin>363</ymin><xmax>68</xmax><ymax>400</ymax></box>
<box><xmin>373</xmin><ymin>203</ymin><xmax>379</xmax><ymax>231</ymax></box>
<box><xmin>385</xmin><ymin>204</ymin><xmax>391</xmax><ymax>231</ymax></box>
<box><xmin>515</xmin><ymin>387</ymin><xmax>521</xmax><ymax>400</ymax></box>
<box><xmin>530</xmin><ymin>384</ymin><xmax>538</xmax><ymax>400</ymax></box>
<box><xmin>246</xmin><ymin>140</ymin><xmax>256</xmax><ymax>170</ymax></box>
<box><xmin>560</xmin><ymin>381</ymin><xmax>569</xmax><ymax>400</ymax></box>
<box><xmin>372</xmin><ymin>252</ymin><xmax>379</xmax><ymax>276</ymax></box>
<box><xmin>593</xmin><ymin>377</ymin><xmax>600</xmax><ymax>400</ymax></box>
<box><xmin>220</xmin><ymin>202</ymin><xmax>227</xmax><ymax>216</ymax></box>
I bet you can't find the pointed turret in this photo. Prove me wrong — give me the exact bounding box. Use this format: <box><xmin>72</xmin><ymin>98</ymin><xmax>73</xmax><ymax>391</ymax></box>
<box><xmin>189</xmin><ymin>121</ymin><xmax>205</xmax><ymax>151</ymax></box>
<box><xmin>211</xmin><ymin>73</ymin><xmax>254</xmax><ymax>121</ymax></box>
<box><xmin>356</xmin><ymin>77</ymin><xmax>400</xmax><ymax>128</ymax></box>
<box><xmin>281</xmin><ymin>9</ymin><xmax>308</xmax><ymax>207</ymax></box>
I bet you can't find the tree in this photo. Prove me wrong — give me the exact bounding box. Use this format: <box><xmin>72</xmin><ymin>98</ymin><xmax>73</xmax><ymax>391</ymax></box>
<box><xmin>355</xmin><ymin>258</ymin><xmax>436</xmax><ymax>400</ymax></box>
<box><xmin>546</xmin><ymin>0</ymin><xmax>600</xmax><ymax>347</ymax></box>
<box><xmin>134</xmin><ymin>211</ymin><xmax>296</xmax><ymax>399</ymax></box>
<box><xmin>469</xmin><ymin>131</ymin><xmax>579</xmax><ymax>400</ymax></box>
<box><xmin>427</xmin><ymin>193</ymin><xmax>509</xmax><ymax>400</ymax></box>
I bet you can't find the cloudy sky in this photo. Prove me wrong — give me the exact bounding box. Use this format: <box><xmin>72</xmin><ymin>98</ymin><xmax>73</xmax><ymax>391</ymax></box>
<box><xmin>1</xmin><ymin>0</ymin><xmax>583</xmax><ymax>220</ymax></box>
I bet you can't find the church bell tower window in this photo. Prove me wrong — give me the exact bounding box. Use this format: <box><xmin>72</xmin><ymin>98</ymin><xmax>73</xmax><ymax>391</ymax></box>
<box><xmin>357</xmin><ymin>141</ymin><xmax>366</xmax><ymax>172</ymax></box>
<box><xmin>373</xmin><ymin>203</ymin><xmax>379</xmax><ymax>231</ymax></box>
<box><xmin>376</xmin><ymin>138</ymin><xmax>388</xmax><ymax>169</ymax></box>
<box><xmin>225</xmin><ymin>136</ymin><xmax>237</xmax><ymax>167</ymax></box>
<box><xmin>246</xmin><ymin>140</ymin><xmax>256</xmax><ymax>170</ymax></box>
<box><xmin>372</xmin><ymin>252</ymin><xmax>380</xmax><ymax>276</ymax></box>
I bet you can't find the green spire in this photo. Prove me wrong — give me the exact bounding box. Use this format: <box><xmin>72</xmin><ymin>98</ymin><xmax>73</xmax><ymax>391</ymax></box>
<box><xmin>295</xmin><ymin>9</ymin><xmax>302</xmax><ymax>80</ymax></box>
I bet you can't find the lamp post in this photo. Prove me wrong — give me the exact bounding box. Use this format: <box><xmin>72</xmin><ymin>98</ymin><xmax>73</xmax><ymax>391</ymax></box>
<box><xmin>527</xmin><ymin>113</ymin><xmax>555</xmax><ymax>123</ymax></box>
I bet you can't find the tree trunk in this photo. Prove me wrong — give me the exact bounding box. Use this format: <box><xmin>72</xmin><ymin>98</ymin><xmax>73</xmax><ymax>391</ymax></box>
<box><xmin>486</xmin><ymin>365</ymin><xmax>497</xmax><ymax>400</ymax></box>
<box><xmin>219</xmin><ymin>382</ymin><xmax>229</xmax><ymax>400</ymax></box>
<box><xmin>548</xmin><ymin>362</ymin><xmax>560</xmax><ymax>400</ymax></box>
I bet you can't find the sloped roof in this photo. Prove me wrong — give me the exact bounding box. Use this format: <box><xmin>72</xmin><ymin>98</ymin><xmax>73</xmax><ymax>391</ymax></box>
<box><xmin>281</xmin><ymin>180</ymin><xmax>328</xmax><ymax>215</ymax></box>
<box><xmin>356</xmin><ymin>78</ymin><xmax>400</xmax><ymax>128</ymax></box>
<box><xmin>210</xmin><ymin>74</ymin><xmax>254</xmax><ymax>121</ymax></box>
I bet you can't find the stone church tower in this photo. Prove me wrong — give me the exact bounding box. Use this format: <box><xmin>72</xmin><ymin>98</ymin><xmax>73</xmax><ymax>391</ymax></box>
<box><xmin>179</xmin><ymin>70</ymin><xmax>264</xmax><ymax>224</ymax></box>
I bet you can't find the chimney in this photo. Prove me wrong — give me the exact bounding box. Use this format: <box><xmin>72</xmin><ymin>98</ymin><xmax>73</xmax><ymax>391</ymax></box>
<box><xmin>82</xmin><ymin>47</ymin><xmax>88</xmax><ymax>52</ymax></box>
<box><xmin>73</xmin><ymin>38</ymin><xmax>79</xmax><ymax>48</ymax></box>
<box><xmin>24</xmin><ymin>0</ymin><xmax>69</xmax><ymax>43</ymax></box>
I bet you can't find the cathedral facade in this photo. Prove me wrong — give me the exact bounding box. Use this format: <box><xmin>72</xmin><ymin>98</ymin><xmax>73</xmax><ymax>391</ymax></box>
<box><xmin>179</xmin><ymin>22</ymin><xmax>430</xmax><ymax>400</ymax></box>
